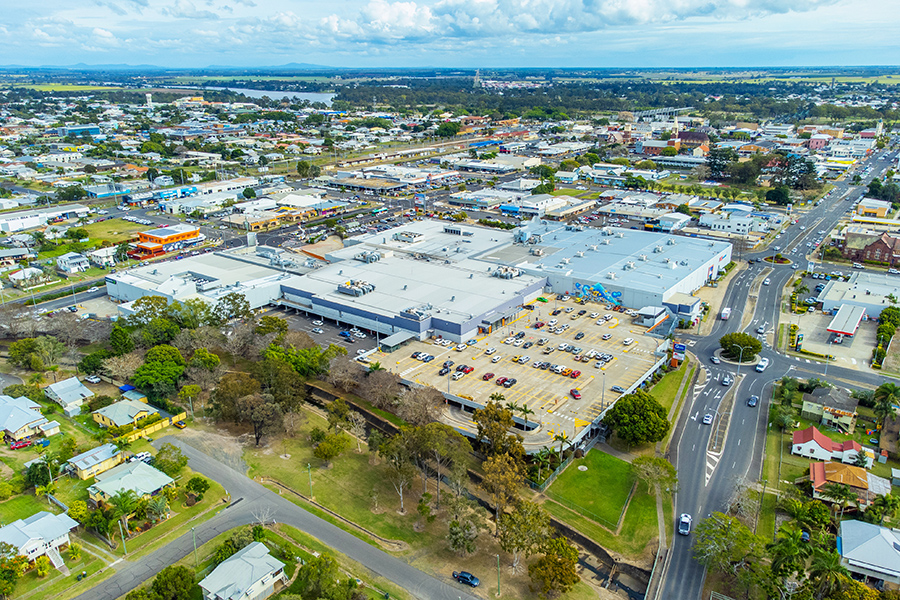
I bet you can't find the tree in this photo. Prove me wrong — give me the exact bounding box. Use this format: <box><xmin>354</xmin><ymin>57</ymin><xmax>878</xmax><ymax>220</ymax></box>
<box><xmin>874</xmin><ymin>383</ymin><xmax>900</xmax><ymax>428</ymax></box>
<box><xmin>313</xmin><ymin>433</ymin><xmax>351</xmax><ymax>466</ymax></box>
<box><xmin>150</xmin><ymin>565</ymin><xmax>196</xmax><ymax>600</ymax></box>
<box><xmin>719</xmin><ymin>332</ymin><xmax>762</xmax><ymax>362</ymax></box>
<box><xmin>238</xmin><ymin>393</ymin><xmax>283</xmax><ymax>446</ymax></box>
<box><xmin>767</xmin><ymin>526</ymin><xmax>812</xmax><ymax>580</ymax></box>
<box><xmin>602</xmin><ymin>389</ymin><xmax>670</xmax><ymax>446</ymax></box>
<box><xmin>632</xmin><ymin>456</ymin><xmax>678</xmax><ymax>494</ymax></box>
<box><xmin>293</xmin><ymin>552</ymin><xmax>361</xmax><ymax>600</ymax></box>
<box><xmin>153</xmin><ymin>443</ymin><xmax>188</xmax><ymax>477</ymax></box>
<box><xmin>148</xmin><ymin>495</ymin><xmax>170</xmax><ymax>521</ymax></box>
<box><xmin>215</xmin><ymin>292</ymin><xmax>253</xmax><ymax>323</ymax></box>
<box><xmin>473</xmin><ymin>401</ymin><xmax>522</xmax><ymax>457</ymax></box>
<box><xmin>766</xmin><ymin>185</ymin><xmax>792</xmax><ymax>206</ymax></box>
<box><xmin>707</xmin><ymin>146</ymin><xmax>738</xmax><ymax>180</ymax></box>
<box><xmin>34</xmin><ymin>555</ymin><xmax>51</xmax><ymax>578</ymax></box>
<box><xmin>185</xmin><ymin>476</ymin><xmax>210</xmax><ymax>500</ymax></box>
<box><xmin>242</xmin><ymin>187</ymin><xmax>256</xmax><ymax>199</ymax></box>
<box><xmin>114</xmin><ymin>242</ymin><xmax>130</xmax><ymax>263</ymax></box>
<box><xmin>133</xmin><ymin>361</ymin><xmax>184</xmax><ymax>399</ymax></box>
<box><xmin>528</xmin><ymin>537</ymin><xmax>580</xmax><ymax>598</ymax></box>
<box><xmin>868</xmin><ymin>493</ymin><xmax>900</xmax><ymax>525</ymax></box>
<box><xmin>68</xmin><ymin>500</ymin><xmax>90</xmax><ymax>524</ymax></box>
<box><xmin>422</xmin><ymin>423</ymin><xmax>470</xmax><ymax>508</ymax></box>
<box><xmin>499</xmin><ymin>501</ymin><xmax>550</xmax><ymax>572</ymax></box>
<box><xmin>447</xmin><ymin>519</ymin><xmax>479</xmax><ymax>556</ymax></box>
<box><xmin>189</xmin><ymin>348</ymin><xmax>220</xmax><ymax>371</ymax></box>
<box><xmin>78</xmin><ymin>349</ymin><xmax>112</xmax><ymax>374</ymax></box>
<box><xmin>380</xmin><ymin>433</ymin><xmax>416</xmax><ymax>513</ymax></box>
<box><xmin>24</xmin><ymin>461</ymin><xmax>53</xmax><ymax>488</ymax></box>
<box><xmin>693</xmin><ymin>512</ymin><xmax>764</xmax><ymax>577</ymax></box>
<box><xmin>326</xmin><ymin>398</ymin><xmax>350</xmax><ymax>432</ymax></box>
<box><xmin>0</xmin><ymin>542</ymin><xmax>27</xmax><ymax>599</ymax></box>
<box><xmin>109</xmin><ymin>488</ymin><xmax>139</xmax><ymax>532</ymax></box>
<box><xmin>255</xmin><ymin>315</ymin><xmax>288</xmax><ymax>336</ymax></box>
<box><xmin>178</xmin><ymin>384</ymin><xmax>202</xmax><ymax>415</ymax></box>
<box><xmin>820</xmin><ymin>482</ymin><xmax>857</xmax><ymax>521</ymax></box>
<box><xmin>102</xmin><ymin>352</ymin><xmax>143</xmax><ymax>382</ymax></box>
<box><xmin>347</xmin><ymin>412</ymin><xmax>367</xmax><ymax>453</ymax></box>
<box><xmin>396</xmin><ymin>386</ymin><xmax>442</xmax><ymax>426</ymax></box>
<box><xmin>809</xmin><ymin>549</ymin><xmax>850</xmax><ymax>600</ymax></box>
<box><xmin>481</xmin><ymin>452</ymin><xmax>525</xmax><ymax>535</ymax></box>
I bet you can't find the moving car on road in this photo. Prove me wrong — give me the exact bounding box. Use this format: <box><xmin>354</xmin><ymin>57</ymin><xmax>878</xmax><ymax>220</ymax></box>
<box><xmin>678</xmin><ymin>514</ymin><xmax>693</xmax><ymax>535</ymax></box>
<box><xmin>703</xmin><ymin>413</ymin><xmax>714</xmax><ymax>425</ymax></box>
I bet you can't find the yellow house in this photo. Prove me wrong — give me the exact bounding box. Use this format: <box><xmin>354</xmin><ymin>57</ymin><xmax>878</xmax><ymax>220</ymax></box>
<box><xmin>66</xmin><ymin>443</ymin><xmax>124</xmax><ymax>480</ymax></box>
<box><xmin>92</xmin><ymin>399</ymin><xmax>159</xmax><ymax>429</ymax></box>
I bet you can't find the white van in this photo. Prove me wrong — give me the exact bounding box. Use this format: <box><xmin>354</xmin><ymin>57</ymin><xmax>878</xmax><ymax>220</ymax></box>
<box><xmin>755</xmin><ymin>358</ymin><xmax>770</xmax><ymax>372</ymax></box>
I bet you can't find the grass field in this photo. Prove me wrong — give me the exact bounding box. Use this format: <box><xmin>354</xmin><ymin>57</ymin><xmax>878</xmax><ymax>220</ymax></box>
<box><xmin>651</xmin><ymin>361</ymin><xmax>691</xmax><ymax>414</ymax></box>
<box><xmin>0</xmin><ymin>493</ymin><xmax>49</xmax><ymax>523</ymax></box>
<box><xmin>546</xmin><ymin>450</ymin><xmax>636</xmax><ymax>529</ymax></box>
<box><xmin>80</xmin><ymin>218</ymin><xmax>144</xmax><ymax>244</ymax></box>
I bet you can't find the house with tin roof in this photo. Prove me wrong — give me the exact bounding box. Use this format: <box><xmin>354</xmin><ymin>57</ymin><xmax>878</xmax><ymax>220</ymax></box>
<box><xmin>808</xmin><ymin>462</ymin><xmax>891</xmax><ymax>508</ymax></box>
<box><xmin>792</xmin><ymin>426</ymin><xmax>875</xmax><ymax>468</ymax></box>
<box><xmin>0</xmin><ymin>394</ymin><xmax>48</xmax><ymax>441</ymax></box>
<box><xmin>66</xmin><ymin>443</ymin><xmax>124</xmax><ymax>480</ymax></box>
<box><xmin>88</xmin><ymin>460</ymin><xmax>174</xmax><ymax>507</ymax></box>
<box><xmin>838</xmin><ymin>520</ymin><xmax>900</xmax><ymax>585</ymax></box>
<box><xmin>0</xmin><ymin>511</ymin><xmax>78</xmax><ymax>567</ymax></box>
<box><xmin>801</xmin><ymin>386</ymin><xmax>859</xmax><ymax>433</ymax></box>
<box><xmin>92</xmin><ymin>399</ymin><xmax>158</xmax><ymax>429</ymax></box>
<box><xmin>44</xmin><ymin>377</ymin><xmax>94</xmax><ymax>415</ymax></box>
<box><xmin>199</xmin><ymin>542</ymin><xmax>289</xmax><ymax>600</ymax></box>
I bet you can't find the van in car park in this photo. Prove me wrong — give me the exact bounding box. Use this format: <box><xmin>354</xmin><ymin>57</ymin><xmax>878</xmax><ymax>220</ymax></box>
<box><xmin>755</xmin><ymin>358</ymin><xmax>770</xmax><ymax>372</ymax></box>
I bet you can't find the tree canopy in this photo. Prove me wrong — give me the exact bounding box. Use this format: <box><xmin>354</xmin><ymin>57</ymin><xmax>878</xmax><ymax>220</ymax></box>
<box><xmin>602</xmin><ymin>389</ymin><xmax>670</xmax><ymax>446</ymax></box>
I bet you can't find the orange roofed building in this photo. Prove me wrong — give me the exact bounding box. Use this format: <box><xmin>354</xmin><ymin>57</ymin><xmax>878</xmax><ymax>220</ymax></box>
<box><xmin>127</xmin><ymin>224</ymin><xmax>202</xmax><ymax>260</ymax></box>
<box><xmin>808</xmin><ymin>462</ymin><xmax>891</xmax><ymax>508</ymax></box>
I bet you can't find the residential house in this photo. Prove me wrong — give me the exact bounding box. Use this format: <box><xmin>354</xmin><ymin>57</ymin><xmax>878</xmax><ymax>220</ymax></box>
<box><xmin>66</xmin><ymin>443</ymin><xmax>124</xmax><ymax>479</ymax></box>
<box><xmin>44</xmin><ymin>377</ymin><xmax>94</xmax><ymax>415</ymax></box>
<box><xmin>88</xmin><ymin>460</ymin><xmax>174</xmax><ymax>507</ymax></box>
<box><xmin>838</xmin><ymin>520</ymin><xmax>900</xmax><ymax>585</ymax></box>
<box><xmin>791</xmin><ymin>426</ymin><xmax>874</xmax><ymax>468</ymax></box>
<box><xmin>88</xmin><ymin>246</ymin><xmax>119</xmax><ymax>268</ymax></box>
<box><xmin>0</xmin><ymin>511</ymin><xmax>78</xmax><ymax>566</ymax></box>
<box><xmin>800</xmin><ymin>386</ymin><xmax>859</xmax><ymax>433</ymax></box>
<box><xmin>0</xmin><ymin>394</ymin><xmax>51</xmax><ymax>442</ymax></box>
<box><xmin>56</xmin><ymin>252</ymin><xmax>90</xmax><ymax>274</ymax></box>
<box><xmin>0</xmin><ymin>247</ymin><xmax>33</xmax><ymax>267</ymax></box>
<box><xmin>808</xmin><ymin>462</ymin><xmax>891</xmax><ymax>508</ymax></box>
<box><xmin>199</xmin><ymin>542</ymin><xmax>289</xmax><ymax>600</ymax></box>
<box><xmin>93</xmin><ymin>399</ymin><xmax>158</xmax><ymax>429</ymax></box>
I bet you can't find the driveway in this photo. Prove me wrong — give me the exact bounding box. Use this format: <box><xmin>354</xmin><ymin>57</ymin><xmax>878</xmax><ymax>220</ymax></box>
<box><xmin>74</xmin><ymin>436</ymin><xmax>479</xmax><ymax>600</ymax></box>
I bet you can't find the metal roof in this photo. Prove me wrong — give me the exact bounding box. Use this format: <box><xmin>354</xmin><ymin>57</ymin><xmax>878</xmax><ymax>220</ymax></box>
<box><xmin>839</xmin><ymin>520</ymin><xmax>900</xmax><ymax>579</ymax></box>
<box><xmin>827</xmin><ymin>304</ymin><xmax>867</xmax><ymax>335</ymax></box>
<box><xmin>199</xmin><ymin>542</ymin><xmax>285</xmax><ymax>600</ymax></box>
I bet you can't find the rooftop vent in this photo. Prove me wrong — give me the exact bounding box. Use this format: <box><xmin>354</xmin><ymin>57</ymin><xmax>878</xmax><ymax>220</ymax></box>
<box><xmin>639</xmin><ymin>254</ymin><xmax>648</xmax><ymax>261</ymax></box>
<box><xmin>653</xmin><ymin>245</ymin><xmax>664</xmax><ymax>253</ymax></box>
<box><xmin>606</xmin><ymin>272</ymin><xmax>617</xmax><ymax>280</ymax></box>
<box><xmin>667</xmin><ymin>239</ymin><xmax>676</xmax><ymax>245</ymax></box>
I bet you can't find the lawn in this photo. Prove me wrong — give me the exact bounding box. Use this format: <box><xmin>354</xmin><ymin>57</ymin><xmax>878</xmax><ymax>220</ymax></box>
<box><xmin>14</xmin><ymin>549</ymin><xmax>104</xmax><ymax>600</ymax></box>
<box><xmin>0</xmin><ymin>493</ymin><xmax>50</xmax><ymax>523</ymax></box>
<box><xmin>244</xmin><ymin>408</ymin><xmax>444</xmax><ymax>550</ymax></box>
<box><xmin>79</xmin><ymin>219</ymin><xmax>145</xmax><ymax>244</ymax></box>
<box><xmin>545</xmin><ymin>450</ymin><xmax>636</xmax><ymax>529</ymax></box>
<box><xmin>651</xmin><ymin>360</ymin><xmax>691</xmax><ymax>414</ymax></box>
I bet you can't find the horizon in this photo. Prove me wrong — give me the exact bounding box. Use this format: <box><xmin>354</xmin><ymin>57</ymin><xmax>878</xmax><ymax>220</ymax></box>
<box><xmin>2</xmin><ymin>0</ymin><xmax>897</xmax><ymax>69</ymax></box>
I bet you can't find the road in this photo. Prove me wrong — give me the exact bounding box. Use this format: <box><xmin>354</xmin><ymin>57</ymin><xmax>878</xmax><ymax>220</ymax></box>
<box><xmin>75</xmin><ymin>437</ymin><xmax>479</xmax><ymax>600</ymax></box>
<box><xmin>661</xmin><ymin>145</ymin><xmax>900</xmax><ymax>599</ymax></box>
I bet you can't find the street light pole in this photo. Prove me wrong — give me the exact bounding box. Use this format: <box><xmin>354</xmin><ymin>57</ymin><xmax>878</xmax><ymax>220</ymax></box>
<box><xmin>735</xmin><ymin>344</ymin><xmax>754</xmax><ymax>380</ymax></box>
<box><xmin>496</xmin><ymin>554</ymin><xmax>501</xmax><ymax>597</ymax></box>
<box><xmin>307</xmin><ymin>463</ymin><xmax>313</xmax><ymax>499</ymax></box>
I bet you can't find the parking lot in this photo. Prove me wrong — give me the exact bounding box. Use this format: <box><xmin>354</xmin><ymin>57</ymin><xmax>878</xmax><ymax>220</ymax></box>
<box><xmin>277</xmin><ymin>309</ymin><xmax>379</xmax><ymax>355</ymax></box>
<box><xmin>378</xmin><ymin>296</ymin><xmax>663</xmax><ymax>439</ymax></box>
<box><xmin>794</xmin><ymin>310</ymin><xmax>877</xmax><ymax>368</ymax></box>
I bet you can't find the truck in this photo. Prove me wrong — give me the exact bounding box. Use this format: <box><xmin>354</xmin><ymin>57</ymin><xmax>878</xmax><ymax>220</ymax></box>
<box><xmin>720</xmin><ymin>307</ymin><xmax>732</xmax><ymax>321</ymax></box>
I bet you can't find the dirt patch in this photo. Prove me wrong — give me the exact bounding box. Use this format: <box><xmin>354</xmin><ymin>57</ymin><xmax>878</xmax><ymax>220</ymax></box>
<box><xmin>172</xmin><ymin>423</ymin><xmax>249</xmax><ymax>474</ymax></box>
<box><xmin>0</xmin><ymin>461</ymin><xmax>12</xmax><ymax>479</ymax></box>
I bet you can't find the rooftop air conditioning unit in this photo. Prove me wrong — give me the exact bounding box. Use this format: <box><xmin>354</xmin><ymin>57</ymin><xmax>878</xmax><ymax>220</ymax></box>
<box><xmin>639</xmin><ymin>254</ymin><xmax>648</xmax><ymax>261</ymax></box>
<box><xmin>667</xmin><ymin>239</ymin><xmax>676</xmax><ymax>245</ymax></box>
<box><xmin>606</xmin><ymin>272</ymin><xmax>617</xmax><ymax>280</ymax></box>
<box><xmin>575</xmin><ymin>251</ymin><xmax>584</xmax><ymax>258</ymax></box>
<box><xmin>654</xmin><ymin>245</ymin><xmax>663</xmax><ymax>253</ymax></box>
<box><xmin>679</xmin><ymin>260</ymin><xmax>689</xmax><ymax>266</ymax></box>
<box><xmin>589</xmin><ymin>245</ymin><xmax>598</xmax><ymax>251</ymax></box>
<box><xmin>616</xmin><ymin>232</ymin><xmax>625</xmax><ymax>238</ymax></box>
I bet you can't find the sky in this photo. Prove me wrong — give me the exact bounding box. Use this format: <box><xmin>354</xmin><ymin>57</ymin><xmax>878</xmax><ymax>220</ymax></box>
<box><xmin>1</xmin><ymin>0</ymin><xmax>897</xmax><ymax>69</ymax></box>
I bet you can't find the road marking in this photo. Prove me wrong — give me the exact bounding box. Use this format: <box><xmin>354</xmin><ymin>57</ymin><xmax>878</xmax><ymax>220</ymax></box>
<box><xmin>737</xmin><ymin>439</ymin><xmax>741</xmax><ymax>446</ymax></box>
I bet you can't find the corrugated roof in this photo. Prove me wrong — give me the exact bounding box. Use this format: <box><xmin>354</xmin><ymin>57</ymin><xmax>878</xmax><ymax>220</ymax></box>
<box><xmin>200</xmin><ymin>542</ymin><xmax>285</xmax><ymax>600</ymax></box>
<box><xmin>840</xmin><ymin>520</ymin><xmax>900</xmax><ymax>579</ymax></box>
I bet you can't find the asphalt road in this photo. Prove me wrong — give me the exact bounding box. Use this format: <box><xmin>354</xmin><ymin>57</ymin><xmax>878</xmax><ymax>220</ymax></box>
<box><xmin>661</xmin><ymin>145</ymin><xmax>900</xmax><ymax>600</ymax></box>
<box><xmin>75</xmin><ymin>437</ymin><xmax>480</xmax><ymax>600</ymax></box>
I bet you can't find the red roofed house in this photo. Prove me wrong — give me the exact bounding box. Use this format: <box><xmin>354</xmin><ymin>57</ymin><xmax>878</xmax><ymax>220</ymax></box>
<box><xmin>792</xmin><ymin>426</ymin><xmax>874</xmax><ymax>468</ymax></box>
<box><xmin>808</xmin><ymin>462</ymin><xmax>891</xmax><ymax>508</ymax></box>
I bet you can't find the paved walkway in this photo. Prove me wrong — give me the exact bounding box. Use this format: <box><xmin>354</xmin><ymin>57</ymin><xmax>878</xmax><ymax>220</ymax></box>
<box><xmin>74</xmin><ymin>436</ymin><xmax>478</xmax><ymax>600</ymax></box>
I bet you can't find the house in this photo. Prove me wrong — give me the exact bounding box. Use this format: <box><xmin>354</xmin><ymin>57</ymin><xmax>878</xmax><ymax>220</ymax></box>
<box><xmin>0</xmin><ymin>511</ymin><xmax>78</xmax><ymax>565</ymax></box>
<box><xmin>88</xmin><ymin>460</ymin><xmax>174</xmax><ymax>506</ymax></box>
<box><xmin>66</xmin><ymin>443</ymin><xmax>124</xmax><ymax>480</ymax></box>
<box><xmin>88</xmin><ymin>246</ymin><xmax>119</xmax><ymax>268</ymax></box>
<box><xmin>809</xmin><ymin>462</ymin><xmax>891</xmax><ymax>508</ymax></box>
<box><xmin>44</xmin><ymin>377</ymin><xmax>94</xmax><ymax>415</ymax></box>
<box><xmin>93</xmin><ymin>399</ymin><xmax>158</xmax><ymax>429</ymax></box>
<box><xmin>857</xmin><ymin>198</ymin><xmax>893</xmax><ymax>219</ymax></box>
<box><xmin>0</xmin><ymin>247</ymin><xmax>33</xmax><ymax>267</ymax></box>
<box><xmin>0</xmin><ymin>394</ymin><xmax>48</xmax><ymax>441</ymax></box>
<box><xmin>800</xmin><ymin>386</ymin><xmax>859</xmax><ymax>433</ymax></box>
<box><xmin>838</xmin><ymin>520</ymin><xmax>900</xmax><ymax>585</ymax></box>
<box><xmin>791</xmin><ymin>426</ymin><xmax>874</xmax><ymax>468</ymax></box>
<box><xmin>199</xmin><ymin>542</ymin><xmax>289</xmax><ymax>600</ymax></box>
<box><xmin>56</xmin><ymin>252</ymin><xmax>90</xmax><ymax>274</ymax></box>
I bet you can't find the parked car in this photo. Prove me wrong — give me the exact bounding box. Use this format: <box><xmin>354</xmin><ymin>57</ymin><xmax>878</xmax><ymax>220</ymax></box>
<box><xmin>173</xmin><ymin>421</ymin><xmax>187</xmax><ymax>429</ymax></box>
<box><xmin>483</xmin><ymin>372</ymin><xmax>495</xmax><ymax>381</ymax></box>
<box><xmin>611</xmin><ymin>385</ymin><xmax>626</xmax><ymax>393</ymax></box>
<box><xmin>570</xmin><ymin>389</ymin><xmax>582</xmax><ymax>399</ymax></box>
<box><xmin>84</xmin><ymin>375</ymin><xmax>102</xmax><ymax>384</ymax></box>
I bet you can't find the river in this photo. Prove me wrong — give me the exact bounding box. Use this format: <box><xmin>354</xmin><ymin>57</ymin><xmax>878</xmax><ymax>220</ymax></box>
<box><xmin>190</xmin><ymin>86</ymin><xmax>335</xmax><ymax>105</ymax></box>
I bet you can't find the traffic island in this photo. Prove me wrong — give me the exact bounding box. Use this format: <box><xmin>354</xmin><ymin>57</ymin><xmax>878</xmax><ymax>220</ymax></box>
<box><xmin>712</xmin><ymin>348</ymin><xmax>761</xmax><ymax>369</ymax></box>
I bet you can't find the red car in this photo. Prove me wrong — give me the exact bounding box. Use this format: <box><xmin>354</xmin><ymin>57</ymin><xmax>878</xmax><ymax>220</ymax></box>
<box><xmin>570</xmin><ymin>370</ymin><xmax>581</xmax><ymax>379</ymax></box>
<box><xmin>534</xmin><ymin>322</ymin><xmax>545</xmax><ymax>328</ymax></box>
<box><xmin>483</xmin><ymin>372</ymin><xmax>495</xmax><ymax>381</ymax></box>
<box><xmin>10</xmin><ymin>440</ymin><xmax>32</xmax><ymax>450</ymax></box>
<box><xmin>462</xmin><ymin>366</ymin><xmax>474</xmax><ymax>374</ymax></box>
<box><xmin>495</xmin><ymin>377</ymin><xmax>508</xmax><ymax>386</ymax></box>
<box><xmin>570</xmin><ymin>389</ymin><xmax>582</xmax><ymax>399</ymax></box>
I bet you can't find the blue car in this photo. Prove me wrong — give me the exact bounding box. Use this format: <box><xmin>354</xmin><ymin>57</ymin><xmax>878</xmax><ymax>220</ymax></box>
<box><xmin>453</xmin><ymin>571</ymin><xmax>479</xmax><ymax>587</ymax></box>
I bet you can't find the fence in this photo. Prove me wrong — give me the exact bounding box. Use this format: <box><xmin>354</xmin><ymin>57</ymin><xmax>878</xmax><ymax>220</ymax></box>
<box><xmin>113</xmin><ymin>412</ymin><xmax>187</xmax><ymax>444</ymax></box>
<box><xmin>528</xmin><ymin>454</ymin><xmax>573</xmax><ymax>493</ymax></box>
<box><xmin>45</xmin><ymin>493</ymin><xmax>68</xmax><ymax>512</ymax></box>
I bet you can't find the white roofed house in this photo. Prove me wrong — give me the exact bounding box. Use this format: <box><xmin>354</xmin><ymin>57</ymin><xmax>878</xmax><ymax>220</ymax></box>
<box><xmin>200</xmin><ymin>542</ymin><xmax>289</xmax><ymax>600</ymax></box>
<box><xmin>839</xmin><ymin>520</ymin><xmax>900</xmax><ymax>585</ymax></box>
<box><xmin>0</xmin><ymin>511</ymin><xmax>78</xmax><ymax>572</ymax></box>
<box><xmin>0</xmin><ymin>394</ymin><xmax>48</xmax><ymax>441</ymax></box>
<box><xmin>44</xmin><ymin>377</ymin><xmax>94</xmax><ymax>416</ymax></box>
<box><xmin>56</xmin><ymin>252</ymin><xmax>90</xmax><ymax>274</ymax></box>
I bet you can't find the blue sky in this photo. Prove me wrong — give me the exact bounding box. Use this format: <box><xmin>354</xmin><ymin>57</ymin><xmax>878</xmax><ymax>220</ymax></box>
<box><xmin>1</xmin><ymin>0</ymin><xmax>896</xmax><ymax>68</ymax></box>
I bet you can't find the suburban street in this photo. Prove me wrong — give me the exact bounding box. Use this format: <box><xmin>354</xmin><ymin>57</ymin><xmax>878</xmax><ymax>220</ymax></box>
<box><xmin>661</xmin><ymin>146</ymin><xmax>900</xmax><ymax>599</ymax></box>
<box><xmin>74</xmin><ymin>436</ymin><xmax>479</xmax><ymax>600</ymax></box>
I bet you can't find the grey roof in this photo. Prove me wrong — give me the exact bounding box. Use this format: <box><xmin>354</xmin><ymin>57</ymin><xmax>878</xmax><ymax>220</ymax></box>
<box><xmin>89</xmin><ymin>460</ymin><xmax>173</xmax><ymax>498</ymax></box>
<box><xmin>45</xmin><ymin>377</ymin><xmax>94</xmax><ymax>406</ymax></box>
<box><xmin>827</xmin><ymin>304</ymin><xmax>867</xmax><ymax>335</ymax></box>
<box><xmin>93</xmin><ymin>399</ymin><xmax>158</xmax><ymax>428</ymax></box>
<box><xmin>39</xmin><ymin>420</ymin><xmax>59</xmax><ymax>433</ymax></box>
<box><xmin>67</xmin><ymin>443</ymin><xmax>119</xmax><ymax>472</ymax></box>
<box><xmin>200</xmin><ymin>542</ymin><xmax>285</xmax><ymax>600</ymax></box>
<box><xmin>839</xmin><ymin>520</ymin><xmax>900</xmax><ymax>579</ymax></box>
<box><xmin>0</xmin><ymin>395</ymin><xmax>46</xmax><ymax>435</ymax></box>
<box><xmin>0</xmin><ymin>511</ymin><xmax>78</xmax><ymax>553</ymax></box>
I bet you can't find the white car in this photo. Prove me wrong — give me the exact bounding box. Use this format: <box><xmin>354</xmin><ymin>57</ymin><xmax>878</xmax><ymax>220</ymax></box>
<box><xmin>87</xmin><ymin>286</ymin><xmax>99</xmax><ymax>293</ymax></box>
<box><xmin>623</xmin><ymin>338</ymin><xmax>634</xmax><ymax>346</ymax></box>
<box><xmin>678</xmin><ymin>514</ymin><xmax>693</xmax><ymax>535</ymax></box>
<box><xmin>513</xmin><ymin>339</ymin><xmax>524</xmax><ymax>346</ymax></box>
<box><xmin>455</xmin><ymin>344</ymin><xmax>467</xmax><ymax>352</ymax></box>
<box><xmin>84</xmin><ymin>375</ymin><xmax>102</xmax><ymax>384</ymax></box>
<box><xmin>702</xmin><ymin>414</ymin><xmax>714</xmax><ymax>425</ymax></box>
<box><xmin>756</xmin><ymin>358</ymin><xmax>770</xmax><ymax>372</ymax></box>
<box><xmin>312</xmin><ymin>320</ymin><xmax>323</xmax><ymax>326</ymax></box>
<box><xmin>311</xmin><ymin>328</ymin><xmax>324</xmax><ymax>334</ymax></box>
<box><xmin>564</xmin><ymin>307</ymin><xmax>574</xmax><ymax>313</ymax></box>
<box><xmin>485</xmin><ymin>347</ymin><xmax>497</xmax><ymax>355</ymax></box>
<box><xmin>491</xmin><ymin>355</ymin><xmax>502</xmax><ymax>363</ymax></box>
<box><xmin>548</xmin><ymin>319</ymin><xmax>558</xmax><ymax>327</ymax></box>
<box><xmin>442</xmin><ymin>339</ymin><xmax>453</xmax><ymax>346</ymax></box>
<box><xmin>589</xmin><ymin>312</ymin><xmax>599</xmax><ymax>319</ymax></box>
<box><xmin>354</xmin><ymin>332</ymin><xmax>367</xmax><ymax>339</ymax></box>
<box><xmin>504</xmin><ymin>337</ymin><xmax>515</xmax><ymax>344</ymax></box>
<box><xmin>763</xmin><ymin>278</ymin><xmax>771</xmax><ymax>285</ymax></box>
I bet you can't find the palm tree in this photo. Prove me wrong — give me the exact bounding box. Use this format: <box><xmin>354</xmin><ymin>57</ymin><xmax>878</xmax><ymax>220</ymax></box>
<box><xmin>505</xmin><ymin>400</ymin><xmax>521</xmax><ymax>416</ymax></box>
<box><xmin>808</xmin><ymin>548</ymin><xmax>850</xmax><ymax>600</ymax></box>
<box><xmin>852</xmin><ymin>452</ymin><xmax>869</xmax><ymax>469</ymax></box>
<box><xmin>820</xmin><ymin>482</ymin><xmax>857</xmax><ymax>521</ymax></box>
<box><xmin>108</xmin><ymin>489</ymin><xmax>139</xmax><ymax>533</ymax></box>
<box><xmin>535</xmin><ymin>447</ymin><xmax>552</xmax><ymax>482</ymax></box>
<box><xmin>113</xmin><ymin>438</ymin><xmax>132</xmax><ymax>453</ymax></box>
<box><xmin>367</xmin><ymin>362</ymin><xmax>384</xmax><ymax>373</ymax></box>
<box><xmin>767</xmin><ymin>526</ymin><xmax>811</xmax><ymax>579</ymax></box>
<box><xmin>489</xmin><ymin>392</ymin><xmax>506</xmax><ymax>404</ymax></box>
<box><xmin>147</xmin><ymin>495</ymin><xmax>170</xmax><ymax>521</ymax></box>
<box><xmin>795</xmin><ymin>283</ymin><xmax>810</xmax><ymax>296</ymax></box>
<box><xmin>36</xmin><ymin>482</ymin><xmax>57</xmax><ymax>504</ymax></box>
<box><xmin>553</xmin><ymin>431</ymin><xmax>571</xmax><ymax>465</ymax></box>
<box><xmin>874</xmin><ymin>383</ymin><xmax>900</xmax><ymax>428</ymax></box>
<box><xmin>871</xmin><ymin>493</ymin><xmax>900</xmax><ymax>525</ymax></box>
<box><xmin>518</xmin><ymin>403</ymin><xmax>535</xmax><ymax>423</ymax></box>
